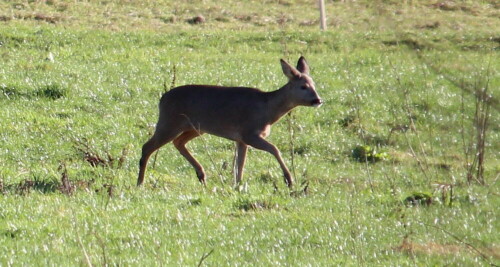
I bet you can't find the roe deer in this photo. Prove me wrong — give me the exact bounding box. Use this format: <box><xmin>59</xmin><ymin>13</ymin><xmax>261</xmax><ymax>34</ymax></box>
<box><xmin>138</xmin><ymin>56</ymin><xmax>322</xmax><ymax>188</ymax></box>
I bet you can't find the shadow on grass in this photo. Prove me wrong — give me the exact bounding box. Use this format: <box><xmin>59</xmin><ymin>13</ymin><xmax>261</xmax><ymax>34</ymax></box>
<box><xmin>2</xmin><ymin>178</ymin><xmax>60</xmax><ymax>195</ymax></box>
<box><xmin>1</xmin><ymin>84</ymin><xmax>67</xmax><ymax>100</ymax></box>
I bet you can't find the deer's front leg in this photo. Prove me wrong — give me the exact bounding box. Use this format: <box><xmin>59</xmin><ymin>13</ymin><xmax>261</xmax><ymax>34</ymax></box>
<box><xmin>242</xmin><ymin>134</ymin><xmax>293</xmax><ymax>188</ymax></box>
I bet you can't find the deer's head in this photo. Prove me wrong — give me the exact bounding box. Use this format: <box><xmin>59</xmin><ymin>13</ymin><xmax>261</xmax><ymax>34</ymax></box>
<box><xmin>281</xmin><ymin>56</ymin><xmax>323</xmax><ymax>108</ymax></box>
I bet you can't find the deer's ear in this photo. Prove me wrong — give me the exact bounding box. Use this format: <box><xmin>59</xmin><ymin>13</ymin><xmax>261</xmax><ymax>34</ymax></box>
<box><xmin>281</xmin><ymin>59</ymin><xmax>301</xmax><ymax>79</ymax></box>
<box><xmin>296</xmin><ymin>56</ymin><xmax>309</xmax><ymax>75</ymax></box>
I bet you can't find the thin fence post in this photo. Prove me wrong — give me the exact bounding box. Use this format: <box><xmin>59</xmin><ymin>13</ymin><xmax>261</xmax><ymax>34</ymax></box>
<box><xmin>319</xmin><ymin>0</ymin><xmax>327</xmax><ymax>31</ymax></box>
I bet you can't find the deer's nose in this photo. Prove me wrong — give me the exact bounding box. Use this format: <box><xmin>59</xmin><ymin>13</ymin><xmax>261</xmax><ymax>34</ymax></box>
<box><xmin>311</xmin><ymin>98</ymin><xmax>323</xmax><ymax>107</ymax></box>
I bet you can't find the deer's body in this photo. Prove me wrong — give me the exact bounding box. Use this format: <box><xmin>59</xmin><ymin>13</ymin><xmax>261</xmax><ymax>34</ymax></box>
<box><xmin>138</xmin><ymin>57</ymin><xmax>322</xmax><ymax>188</ymax></box>
<box><xmin>160</xmin><ymin>85</ymin><xmax>293</xmax><ymax>140</ymax></box>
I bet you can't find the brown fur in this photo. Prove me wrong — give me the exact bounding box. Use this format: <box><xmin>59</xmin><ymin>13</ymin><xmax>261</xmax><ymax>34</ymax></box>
<box><xmin>138</xmin><ymin>57</ymin><xmax>322</xmax><ymax>188</ymax></box>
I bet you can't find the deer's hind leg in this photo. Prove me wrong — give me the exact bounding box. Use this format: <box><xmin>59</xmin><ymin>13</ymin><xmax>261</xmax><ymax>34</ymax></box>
<box><xmin>172</xmin><ymin>130</ymin><xmax>206</xmax><ymax>185</ymax></box>
<box><xmin>138</xmin><ymin>125</ymin><xmax>183</xmax><ymax>186</ymax></box>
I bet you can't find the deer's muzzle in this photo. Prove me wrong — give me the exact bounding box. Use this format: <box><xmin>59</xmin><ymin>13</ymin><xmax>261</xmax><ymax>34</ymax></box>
<box><xmin>311</xmin><ymin>98</ymin><xmax>323</xmax><ymax>107</ymax></box>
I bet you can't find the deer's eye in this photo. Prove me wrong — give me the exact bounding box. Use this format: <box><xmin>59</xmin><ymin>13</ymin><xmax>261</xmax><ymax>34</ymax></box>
<box><xmin>301</xmin><ymin>85</ymin><xmax>308</xmax><ymax>90</ymax></box>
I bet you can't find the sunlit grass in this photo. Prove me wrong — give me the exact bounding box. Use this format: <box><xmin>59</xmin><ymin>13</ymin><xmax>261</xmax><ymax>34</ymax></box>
<box><xmin>0</xmin><ymin>0</ymin><xmax>499</xmax><ymax>266</ymax></box>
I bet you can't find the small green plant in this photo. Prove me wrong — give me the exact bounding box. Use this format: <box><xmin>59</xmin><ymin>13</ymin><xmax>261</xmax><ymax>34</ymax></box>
<box><xmin>339</xmin><ymin>115</ymin><xmax>356</xmax><ymax>128</ymax></box>
<box><xmin>36</xmin><ymin>84</ymin><xmax>67</xmax><ymax>100</ymax></box>
<box><xmin>188</xmin><ymin>198</ymin><xmax>202</xmax><ymax>206</ymax></box>
<box><xmin>351</xmin><ymin>145</ymin><xmax>388</xmax><ymax>163</ymax></box>
<box><xmin>233</xmin><ymin>197</ymin><xmax>279</xmax><ymax>211</ymax></box>
<box><xmin>0</xmin><ymin>84</ymin><xmax>25</xmax><ymax>99</ymax></box>
<box><xmin>404</xmin><ymin>192</ymin><xmax>433</xmax><ymax>206</ymax></box>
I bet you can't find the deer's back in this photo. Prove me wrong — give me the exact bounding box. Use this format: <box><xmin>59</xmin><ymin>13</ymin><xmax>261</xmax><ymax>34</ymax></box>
<box><xmin>161</xmin><ymin>85</ymin><xmax>267</xmax><ymax>109</ymax></box>
<box><xmin>159</xmin><ymin>85</ymin><xmax>270</xmax><ymax>138</ymax></box>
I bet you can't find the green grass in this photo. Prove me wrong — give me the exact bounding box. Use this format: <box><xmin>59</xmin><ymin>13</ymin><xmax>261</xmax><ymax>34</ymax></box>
<box><xmin>0</xmin><ymin>0</ymin><xmax>499</xmax><ymax>265</ymax></box>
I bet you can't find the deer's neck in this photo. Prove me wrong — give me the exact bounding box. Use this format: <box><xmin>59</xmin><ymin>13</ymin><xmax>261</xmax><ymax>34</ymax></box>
<box><xmin>266</xmin><ymin>84</ymin><xmax>296</xmax><ymax>125</ymax></box>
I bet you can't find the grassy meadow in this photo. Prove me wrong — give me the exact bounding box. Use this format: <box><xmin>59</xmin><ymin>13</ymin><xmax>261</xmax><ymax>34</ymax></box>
<box><xmin>0</xmin><ymin>0</ymin><xmax>499</xmax><ymax>265</ymax></box>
